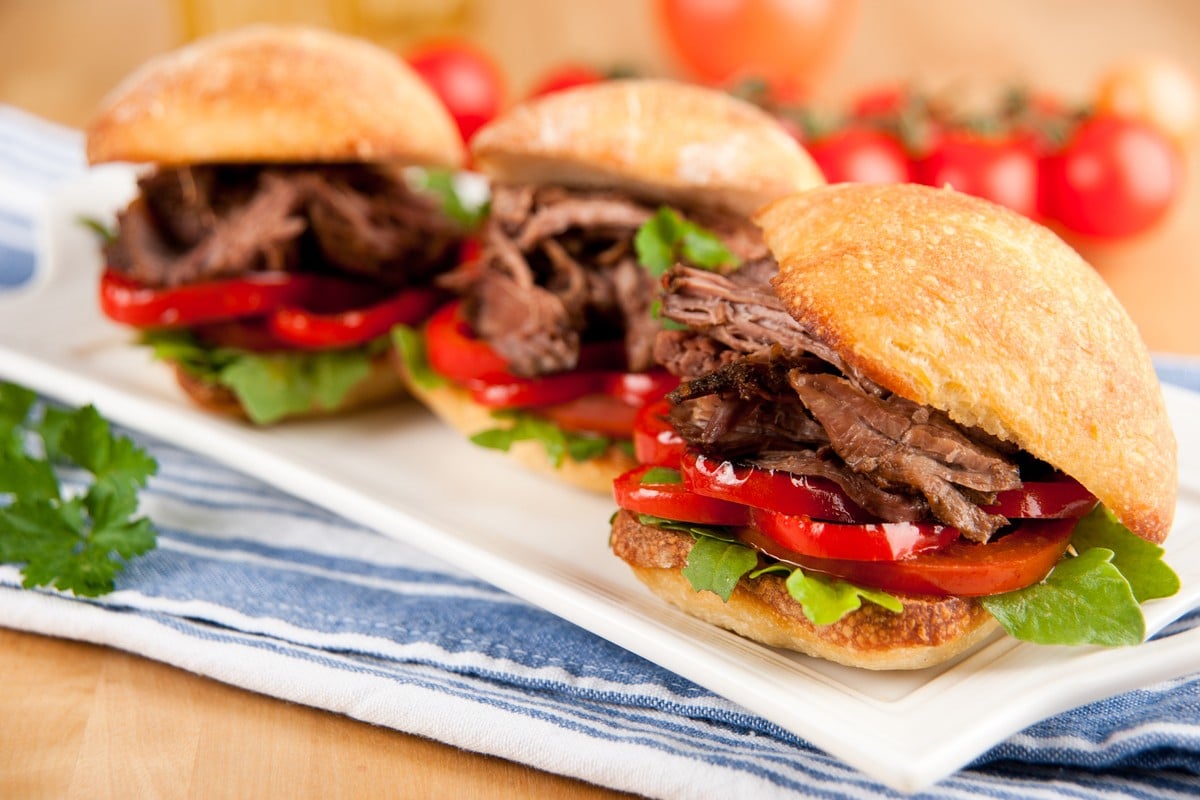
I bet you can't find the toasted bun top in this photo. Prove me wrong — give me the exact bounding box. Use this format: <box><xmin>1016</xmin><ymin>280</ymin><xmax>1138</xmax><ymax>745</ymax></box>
<box><xmin>469</xmin><ymin>79</ymin><xmax>825</xmax><ymax>216</ymax></box>
<box><xmin>756</xmin><ymin>182</ymin><xmax>1176</xmax><ymax>543</ymax></box>
<box><xmin>86</xmin><ymin>24</ymin><xmax>464</xmax><ymax>168</ymax></box>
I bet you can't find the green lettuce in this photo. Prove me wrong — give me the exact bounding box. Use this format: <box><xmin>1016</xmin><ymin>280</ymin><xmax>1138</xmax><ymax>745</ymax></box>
<box><xmin>140</xmin><ymin>329</ymin><xmax>385</xmax><ymax>425</ymax></box>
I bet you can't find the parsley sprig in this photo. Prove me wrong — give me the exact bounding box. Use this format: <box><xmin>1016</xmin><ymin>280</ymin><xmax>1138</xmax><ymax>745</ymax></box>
<box><xmin>0</xmin><ymin>382</ymin><xmax>158</xmax><ymax>597</ymax></box>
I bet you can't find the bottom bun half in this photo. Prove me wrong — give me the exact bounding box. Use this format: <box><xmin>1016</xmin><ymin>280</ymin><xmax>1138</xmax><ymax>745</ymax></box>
<box><xmin>610</xmin><ymin>509</ymin><xmax>999</xmax><ymax>670</ymax></box>
<box><xmin>170</xmin><ymin>352</ymin><xmax>408</xmax><ymax>423</ymax></box>
<box><xmin>400</xmin><ymin>371</ymin><xmax>636</xmax><ymax>494</ymax></box>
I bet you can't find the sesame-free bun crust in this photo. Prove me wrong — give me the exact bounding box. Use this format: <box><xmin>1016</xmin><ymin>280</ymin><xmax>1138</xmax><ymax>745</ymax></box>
<box><xmin>86</xmin><ymin>24</ymin><xmax>464</xmax><ymax>168</ymax></box>
<box><xmin>400</xmin><ymin>369</ymin><xmax>635</xmax><ymax>494</ymax></box>
<box><xmin>470</xmin><ymin>79</ymin><xmax>825</xmax><ymax>217</ymax></box>
<box><xmin>756</xmin><ymin>183</ymin><xmax>1176</xmax><ymax>543</ymax></box>
<box><xmin>611</xmin><ymin>510</ymin><xmax>998</xmax><ymax>670</ymax></box>
<box><xmin>171</xmin><ymin>353</ymin><xmax>407</xmax><ymax>424</ymax></box>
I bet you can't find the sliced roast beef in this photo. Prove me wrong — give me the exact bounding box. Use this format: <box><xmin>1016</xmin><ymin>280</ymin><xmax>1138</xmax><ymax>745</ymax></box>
<box><xmin>668</xmin><ymin>395</ymin><xmax>827</xmax><ymax>455</ymax></box>
<box><xmin>789</xmin><ymin>372</ymin><xmax>1021</xmax><ymax>541</ymax></box>
<box><xmin>748</xmin><ymin>450</ymin><xmax>930</xmax><ymax>522</ymax></box>
<box><xmin>451</xmin><ymin>183</ymin><xmax>767</xmax><ymax>378</ymax></box>
<box><xmin>107</xmin><ymin>164</ymin><xmax>460</xmax><ymax>289</ymax></box>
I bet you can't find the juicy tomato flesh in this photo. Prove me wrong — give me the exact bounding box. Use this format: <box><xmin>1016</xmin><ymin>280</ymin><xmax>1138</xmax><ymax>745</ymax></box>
<box><xmin>100</xmin><ymin>269</ymin><xmax>438</xmax><ymax>350</ymax></box>
<box><xmin>741</xmin><ymin>518</ymin><xmax>1078</xmax><ymax>597</ymax></box>
<box><xmin>632</xmin><ymin>398</ymin><xmax>686</xmax><ymax>467</ymax></box>
<box><xmin>613</xmin><ymin>465</ymin><xmax>750</xmax><ymax>527</ymax></box>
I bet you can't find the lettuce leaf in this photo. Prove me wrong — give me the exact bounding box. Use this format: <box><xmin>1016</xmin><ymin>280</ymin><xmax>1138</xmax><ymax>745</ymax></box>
<box><xmin>140</xmin><ymin>329</ymin><xmax>382</xmax><ymax>425</ymax></box>
<box><xmin>470</xmin><ymin>410</ymin><xmax>613</xmax><ymax>467</ymax></box>
<box><xmin>981</xmin><ymin>505</ymin><xmax>1179</xmax><ymax>647</ymax></box>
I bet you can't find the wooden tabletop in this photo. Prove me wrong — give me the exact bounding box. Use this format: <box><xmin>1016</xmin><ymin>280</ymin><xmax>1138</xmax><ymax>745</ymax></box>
<box><xmin>1</xmin><ymin>2</ymin><xmax>1198</xmax><ymax>798</ymax></box>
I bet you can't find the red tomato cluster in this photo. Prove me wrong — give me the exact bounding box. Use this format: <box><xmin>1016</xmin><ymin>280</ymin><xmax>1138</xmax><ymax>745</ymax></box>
<box><xmin>784</xmin><ymin>73</ymin><xmax>1191</xmax><ymax>241</ymax></box>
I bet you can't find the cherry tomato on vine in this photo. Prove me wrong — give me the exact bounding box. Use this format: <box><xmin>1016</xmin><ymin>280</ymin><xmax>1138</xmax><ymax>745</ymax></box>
<box><xmin>916</xmin><ymin>130</ymin><xmax>1041</xmax><ymax>219</ymax></box>
<box><xmin>405</xmin><ymin>39</ymin><xmax>505</xmax><ymax>142</ymax></box>
<box><xmin>1042</xmin><ymin>115</ymin><xmax>1183</xmax><ymax>239</ymax></box>
<box><xmin>806</xmin><ymin>126</ymin><xmax>913</xmax><ymax>185</ymax></box>
<box><xmin>1095</xmin><ymin>56</ymin><xmax>1200</xmax><ymax>148</ymax></box>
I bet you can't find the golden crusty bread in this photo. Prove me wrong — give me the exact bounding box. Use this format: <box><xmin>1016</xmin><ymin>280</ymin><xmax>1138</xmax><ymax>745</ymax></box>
<box><xmin>86</xmin><ymin>24</ymin><xmax>464</xmax><ymax>168</ymax></box>
<box><xmin>172</xmin><ymin>353</ymin><xmax>407</xmax><ymax>424</ymax></box>
<box><xmin>400</xmin><ymin>372</ymin><xmax>636</xmax><ymax>494</ymax></box>
<box><xmin>756</xmin><ymin>182</ymin><xmax>1176</xmax><ymax>543</ymax></box>
<box><xmin>470</xmin><ymin>78</ymin><xmax>826</xmax><ymax>217</ymax></box>
<box><xmin>611</xmin><ymin>510</ymin><xmax>999</xmax><ymax>670</ymax></box>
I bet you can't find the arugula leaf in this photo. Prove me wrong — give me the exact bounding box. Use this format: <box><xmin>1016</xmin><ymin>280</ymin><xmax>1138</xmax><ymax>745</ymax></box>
<box><xmin>0</xmin><ymin>382</ymin><xmax>158</xmax><ymax>597</ymax></box>
<box><xmin>982</xmin><ymin>547</ymin><xmax>1145</xmax><ymax>646</ymax></box>
<box><xmin>140</xmin><ymin>329</ymin><xmax>379</xmax><ymax>425</ymax></box>
<box><xmin>634</xmin><ymin>207</ymin><xmax>741</xmax><ymax>277</ymax></box>
<box><xmin>405</xmin><ymin>167</ymin><xmax>490</xmax><ymax>229</ymax></box>
<box><xmin>682</xmin><ymin>536</ymin><xmax>760</xmax><ymax>602</ymax></box>
<box><xmin>390</xmin><ymin>324</ymin><xmax>445</xmax><ymax>391</ymax></box>
<box><xmin>470</xmin><ymin>411</ymin><xmax>614</xmax><ymax>468</ymax></box>
<box><xmin>753</xmin><ymin>563</ymin><xmax>904</xmax><ymax>625</ymax></box>
<box><xmin>981</xmin><ymin>505</ymin><xmax>1180</xmax><ymax>647</ymax></box>
<box><xmin>1069</xmin><ymin>505</ymin><xmax>1179</xmax><ymax>602</ymax></box>
<box><xmin>77</xmin><ymin>215</ymin><xmax>116</xmax><ymax>244</ymax></box>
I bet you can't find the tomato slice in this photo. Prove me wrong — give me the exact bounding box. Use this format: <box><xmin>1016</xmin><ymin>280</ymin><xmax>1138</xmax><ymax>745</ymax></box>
<box><xmin>682</xmin><ymin>452</ymin><xmax>870</xmax><ymax>522</ymax></box>
<box><xmin>613</xmin><ymin>465</ymin><xmax>750</xmax><ymax>527</ymax></box>
<box><xmin>750</xmin><ymin>507</ymin><xmax>959</xmax><ymax>562</ymax></box>
<box><xmin>100</xmin><ymin>269</ymin><xmax>319</xmax><ymax>328</ymax></box>
<box><xmin>633</xmin><ymin>399</ymin><xmax>686</xmax><ymax>467</ymax></box>
<box><xmin>424</xmin><ymin>301</ymin><xmax>511</xmax><ymax>382</ymax></box>
<box><xmin>269</xmin><ymin>287</ymin><xmax>443</xmax><ymax>349</ymax></box>
<box><xmin>536</xmin><ymin>393</ymin><xmax>639</xmax><ymax>437</ymax></box>
<box><xmin>468</xmin><ymin>370</ymin><xmax>606</xmax><ymax>408</ymax></box>
<box><xmin>604</xmin><ymin>370</ymin><xmax>678</xmax><ymax>406</ymax></box>
<box><xmin>983</xmin><ymin>478</ymin><xmax>1096</xmax><ymax>519</ymax></box>
<box><xmin>743</xmin><ymin>518</ymin><xmax>1077</xmax><ymax>596</ymax></box>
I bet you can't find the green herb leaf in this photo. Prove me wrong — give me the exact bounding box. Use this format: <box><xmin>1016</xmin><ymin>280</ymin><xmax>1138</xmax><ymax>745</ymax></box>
<box><xmin>406</xmin><ymin>167</ymin><xmax>489</xmax><ymax>229</ymax></box>
<box><xmin>780</xmin><ymin>566</ymin><xmax>903</xmax><ymax>625</ymax></box>
<box><xmin>390</xmin><ymin>324</ymin><xmax>445</xmax><ymax>391</ymax></box>
<box><xmin>0</xmin><ymin>383</ymin><xmax>158</xmax><ymax>597</ymax></box>
<box><xmin>640</xmin><ymin>466</ymin><xmax>682</xmax><ymax>485</ymax></box>
<box><xmin>982</xmin><ymin>547</ymin><xmax>1146</xmax><ymax>646</ymax></box>
<box><xmin>470</xmin><ymin>411</ymin><xmax>614</xmax><ymax>468</ymax></box>
<box><xmin>634</xmin><ymin>207</ymin><xmax>740</xmax><ymax>277</ymax></box>
<box><xmin>1069</xmin><ymin>505</ymin><xmax>1180</xmax><ymax>602</ymax></box>
<box><xmin>682</xmin><ymin>536</ymin><xmax>759</xmax><ymax>601</ymax></box>
<box><xmin>77</xmin><ymin>215</ymin><xmax>116</xmax><ymax>244</ymax></box>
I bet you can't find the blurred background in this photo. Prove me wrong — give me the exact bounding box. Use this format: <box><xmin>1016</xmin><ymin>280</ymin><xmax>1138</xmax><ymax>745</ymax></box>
<box><xmin>2</xmin><ymin>0</ymin><xmax>1198</xmax><ymax>353</ymax></box>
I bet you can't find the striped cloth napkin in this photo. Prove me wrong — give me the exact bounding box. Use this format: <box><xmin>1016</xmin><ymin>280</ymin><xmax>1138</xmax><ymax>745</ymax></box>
<box><xmin>2</xmin><ymin>104</ymin><xmax>1199</xmax><ymax>799</ymax></box>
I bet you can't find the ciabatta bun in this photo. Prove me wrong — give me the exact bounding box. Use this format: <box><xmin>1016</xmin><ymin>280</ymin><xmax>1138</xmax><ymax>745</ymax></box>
<box><xmin>611</xmin><ymin>510</ymin><xmax>998</xmax><ymax>670</ymax></box>
<box><xmin>756</xmin><ymin>183</ymin><xmax>1176</xmax><ymax>543</ymax></box>
<box><xmin>401</xmin><ymin>373</ymin><xmax>636</xmax><ymax>494</ymax></box>
<box><xmin>86</xmin><ymin>24</ymin><xmax>464</xmax><ymax>168</ymax></box>
<box><xmin>470</xmin><ymin>78</ymin><xmax>826</xmax><ymax>216</ymax></box>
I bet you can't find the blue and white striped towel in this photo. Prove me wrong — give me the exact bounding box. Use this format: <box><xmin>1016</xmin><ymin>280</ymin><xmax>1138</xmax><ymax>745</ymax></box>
<box><xmin>2</xmin><ymin>104</ymin><xmax>1199</xmax><ymax>799</ymax></box>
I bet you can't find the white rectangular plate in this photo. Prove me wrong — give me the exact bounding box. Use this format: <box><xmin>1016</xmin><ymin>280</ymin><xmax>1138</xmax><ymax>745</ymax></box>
<box><xmin>4</xmin><ymin>165</ymin><xmax>1200</xmax><ymax>793</ymax></box>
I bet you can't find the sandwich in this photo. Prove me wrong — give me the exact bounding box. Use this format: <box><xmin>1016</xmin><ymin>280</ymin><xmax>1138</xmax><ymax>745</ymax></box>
<box><xmin>397</xmin><ymin>78</ymin><xmax>826</xmax><ymax>492</ymax></box>
<box><xmin>85</xmin><ymin>24</ymin><xmax>467</xmax><ymax>424</ymax></box>
<box><xmin>610</xmin><ymin>182</ymin><xmax>1179</xmax><ymax>669</ymax></box>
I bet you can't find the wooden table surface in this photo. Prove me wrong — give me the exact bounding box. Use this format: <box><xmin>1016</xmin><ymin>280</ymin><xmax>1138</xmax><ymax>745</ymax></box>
<box><xmin>1</xmin><ymin>2</ymin><xmax>1197</xmax><ymax>798</ymax></box>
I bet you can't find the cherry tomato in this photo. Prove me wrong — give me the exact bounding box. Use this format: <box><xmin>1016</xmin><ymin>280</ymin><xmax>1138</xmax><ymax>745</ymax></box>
<box><xmin>916</xmin><ymin>130</ymin><xmax>1041</xmax><ymax>219</ymax></box>
<box><xmin>655</xmin><ymin>0</ymin><xmax>859</xmax><ymax>92</ymax></box>
<box><xmin>423</xmin><ymin>301</ymin><xmax>511</xmax><ymax>382</ymax></box>
<box><xmin>746</xmin><ymin>518</ymin><xmax>1077</xmax><ymax>597</ymax></box>
<box><xmin>405</xmin><ymin>39</ymin><xmax>505</xmax><ymax>143</ymax></box>
<box><xmin>633</xmin><ymin>398</ymin><xmax>686</xmax><ymax>467</ymax></box>
<box><xmin>269</xmin><ymin>287</ymin><xmax>444</xmax><ymax>350</ymax></box>
<box><xmin>1043</xmin><ymin>115</ymin><xmax>1183</xmax><ymax>239</ymax></box>
<box><xmin>806</xmin><ymin>127</ymin><xmax>914</xmax><ymax>185</ymax></box>
<box><xmin>527</xmin><ymin>63</ymin><xmax>605</xmax><ymax>98</ymax></box>
<box><xmin>99</xmin><ymin>269</ymin><xmax>318</xmax><ymax>328</ymax></box>
<box><xmin>613</xmin><ymin>465</ymin><xmax>750</xmax><ymax>527</ymax></box>
<box><xmin>1095</xmin><ymin>56</ymin><xmax>1200</xmax><ymax>148</ymax></box>
<box><xmin>750</xmin><ymin>507</ymin><xmax>960</xmax><ymax>562</ymax></box>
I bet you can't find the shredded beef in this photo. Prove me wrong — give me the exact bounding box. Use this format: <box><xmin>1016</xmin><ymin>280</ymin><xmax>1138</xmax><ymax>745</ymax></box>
<box><xmin>106</xmin><ymin>164</ymin><xmax>460</xmax><ymax>289</ymax></box>
<box><xmin>444</xmin><ymin>183</ymin><xmax>766</xmax><ymax>378</ymax></box>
